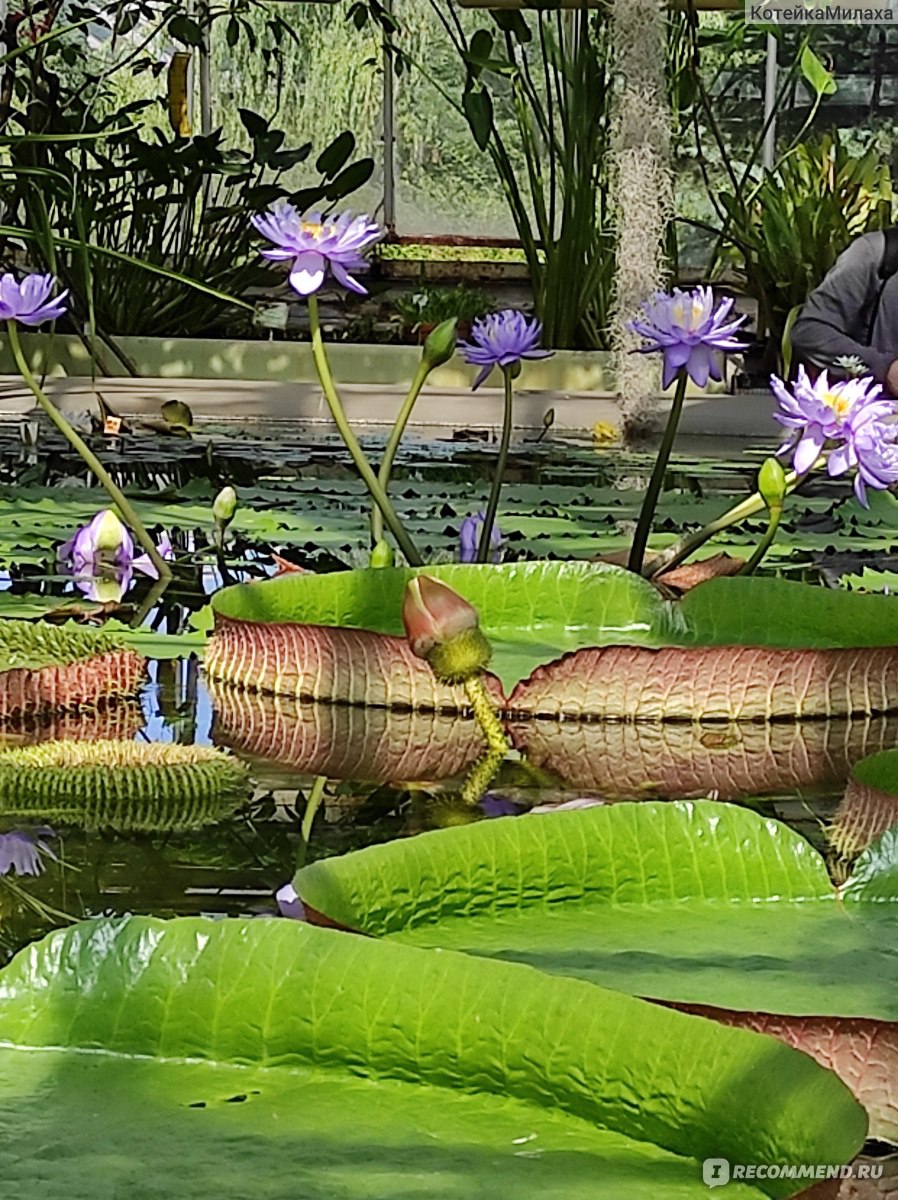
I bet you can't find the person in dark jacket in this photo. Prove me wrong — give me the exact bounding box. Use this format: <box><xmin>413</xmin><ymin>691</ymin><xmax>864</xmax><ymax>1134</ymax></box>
<box><xmin>791</xmin><ymin>229</ymin><xmax>898</xmax><ymax>395</ymax></box>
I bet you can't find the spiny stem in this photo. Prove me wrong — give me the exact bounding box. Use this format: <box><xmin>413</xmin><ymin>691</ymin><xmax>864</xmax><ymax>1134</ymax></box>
<box><xmin>628</xmin><ymin>370</ymin><xmax>689</xmax><ymax>575</ymax></box>
<box><xmin>7</xmin><ymin>320</ymin><xmax>171</xmax><ymax>582</ymax></box>
<box><xmin>371</xmin><ymin>359</ymin><xmax>429</xmax><ymax>545</ymax></box>
<box><xmin>478</xmin><ymin>366</ymin><xmax>514</xmax><ymax>562</ymax></box>
<box><xmin>307</xmin><ymin>295</ymin><xmax>423</xmax><ymax>566</ymax></box>
<box><xmin>464</xmin><ymin>673</ymin><xmax>511</xmax><ymax>757</ymax></box>
<box><xmin>460</xmin><ymin>746</ymin><xmax>506</xmax><ymax>807</ymax></box>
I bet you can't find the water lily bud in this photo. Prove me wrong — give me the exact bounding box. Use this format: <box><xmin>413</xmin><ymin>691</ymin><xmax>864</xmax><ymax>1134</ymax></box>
<box><xmin>421</xmin><ymin>317</ymin><xmax>458</xmax><ymax>371</ymax></box>
<box><xmin>402</xmin><ymin>575</ymin><xmax>492</xmax><ymax>683</ymax></box>
<box><xmin>213</xmin><ymin>486</ymin><xmax>238</xmax><ymax>527</ymax></box>
<box><xmin>369</xmin><ymin>539</ymin><xmax>394</xmax><ymax>568</ymax></box>
<box><xmin>91</xmin><ymin>509</ymin><xmax>129</xmax><ymax>555</ymax></box>
<box><xmin>758</xmin><ymin>457</ymin><xmax>787</xmax><ymax>510</ymax></box>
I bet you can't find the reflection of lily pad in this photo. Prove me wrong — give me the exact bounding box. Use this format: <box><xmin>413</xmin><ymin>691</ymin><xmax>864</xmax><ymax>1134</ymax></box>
<box><xmin>295</xmin><ymin>800</ymin><xmax>898</xmax><ymax>1138</ymax></box>
<box><xmin>0</xmin><ymin>701</ymin><xmax>144</xmax><ymax>749</ymax></box>
<box><xmin>0</xmin><ymin>741</ymin><xmax>250</xmax><ymax>831</ymax></box>
<box><xmin>210</xmin><ymin>682</ymin><xmax>487</xmax><ymax>783</ymax></box>
<box><xmin>0</xmin><ymin>916</ymin><xmax>866</xmax><ymax>1200</ymax></box>
<box><xmin>209</xmin><ymin>565</ymin><xmax>898</xmax><ymax>715</ymax></box>
<box><xmin>508</xmin><ymin>715</ymin><xmax>898</xmax><ymax>800</ymax></box>
<box><xmin>0</xmin><ymin>621</ymin><xmax>146</xmax><ymax>718</ymax></box>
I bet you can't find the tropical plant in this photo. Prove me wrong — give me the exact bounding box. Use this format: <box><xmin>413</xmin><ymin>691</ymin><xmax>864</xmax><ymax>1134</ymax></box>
<box><xmin>7</xmin><ymin>115</ymin><xmax>374</xmax><ymax>339</ymax></box>
<box><xmin>393</xmin><ymin>284</ymin><xmax>494</xmax><ymax>335</ymax></box>
<box><xmin>717</xmin><ymin>133</ymin><xmax>894</xmax><ymax>349</ymax></box>
<box><xmin>0</xmin><ymin>913</ymin><xmax>867</xmax><ymax>1198</ymax></box>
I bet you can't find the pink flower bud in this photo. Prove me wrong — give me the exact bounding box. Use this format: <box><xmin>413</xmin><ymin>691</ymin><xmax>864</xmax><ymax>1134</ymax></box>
<box><xmin>402</xmin><ymin>575</ymin><xmax>480</xmax><ymax>659</ymax></box>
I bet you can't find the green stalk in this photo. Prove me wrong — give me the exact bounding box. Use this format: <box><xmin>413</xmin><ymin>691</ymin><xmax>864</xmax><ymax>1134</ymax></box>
<box><xmin>371</xmin><ymin>358</ymin><xmax>429</xmax><ymax>546</ymax></box>
<box><xmin>738</xmin><ymin>503</ymin><xmax>783</xmax><ymax>576</ymax></box>
<box><xmin>628</xmin><ymin>371</ymin><xmax>689</xmax><ymax>574</ymax></box>
<box><xmin>301</xmin><ymin>775</ymin><xmax>328</xmax><ymax>846</ymax></box>
<box><xmin>477</xmin><ymin>366</ymin><xmax>514</xmax><ymax>563</ymax></box>
<box><xmin>7</xmin><ymin>320</ymin><xmax>171</xmax><ymax>582</ymax></box>
<box><xmin>307</xmin><ymin>295</ymin><xmax>422</xmax><ymax>566</ymax></box>
<box><xmin>644</xmin><ymin>456</ymin><xmax>824</xmax><ymax>579</ymax></box>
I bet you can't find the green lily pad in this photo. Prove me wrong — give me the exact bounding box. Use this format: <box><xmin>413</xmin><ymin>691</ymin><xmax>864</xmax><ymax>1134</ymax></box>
<box><xmin>211</xmin><ymin>563</ymin><xmax>898</xmax><ymax>700</ymax></box>
<box><xmin>0</xmin><ymin>916</ymin><xmax>864</xmax><ymax>1200</ymax></box>
<box><xmin>294</xmin><ymin>799</ymin><xmax>898</xmax><ymax>1023</ymax></box>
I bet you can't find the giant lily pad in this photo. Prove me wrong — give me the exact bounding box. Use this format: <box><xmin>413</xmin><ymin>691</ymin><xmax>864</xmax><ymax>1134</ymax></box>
<box><xmin>294</xmin><ymin>800</ymin><xmax>898</xmax><ymax>1139</ymax></box>
<box><xmin>830</xmin><ymin>749</ymin><xmax>898</xmax><ymax>861</ymax></box>
<box><xmin>0</xmin><ymin>620</ymin><xmax>146</xmax><ymax>718</ymax></box>
<box><xmin>208</xmin><ymin>565</ymin><xmax>898</xmax><ymax>716</ymax></box>
<box><xmin>0</xmin><ymin>916</ymin><xmax>864</xmax><ymax>1200</ymax></box>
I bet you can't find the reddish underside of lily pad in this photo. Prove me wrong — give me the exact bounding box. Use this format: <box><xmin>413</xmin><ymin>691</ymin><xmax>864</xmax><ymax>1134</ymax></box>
<box><xmin>0</xmin><ymin>649</ymin><xmax>147</xmax><ymax>719</ymax></box>
<box><xmin>667</xmin><ymin>1001</ymin><xmax>898</xmax><ymax>1146</ymax></box>
<box><xmin>207</xmin><ymin>612</ymin><xmax>898</xmax><ymax>720</ymax></box>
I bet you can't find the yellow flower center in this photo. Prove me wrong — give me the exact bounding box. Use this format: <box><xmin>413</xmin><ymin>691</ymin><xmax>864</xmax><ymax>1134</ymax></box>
<box><xmin>300</xmin><ymin>221</ymin><xmax>329</xmax><ymax>239</ymax></box>
<box><xmin>822</xmin><ymin>390</ymin><xmax>853</xmax><ymax>420</ymax></box>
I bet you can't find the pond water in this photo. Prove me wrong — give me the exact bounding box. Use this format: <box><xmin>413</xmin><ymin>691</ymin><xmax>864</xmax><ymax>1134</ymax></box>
<box><xmin>2</xmin><ymin>419</ymin><xmax>897</xmax><ymax>964</ymax></box>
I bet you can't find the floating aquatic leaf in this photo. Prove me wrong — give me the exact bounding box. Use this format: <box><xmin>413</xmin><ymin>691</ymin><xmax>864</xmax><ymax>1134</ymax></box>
<box><xmin>0</xmin><ymin>915</ymin><xmax>866</xmax><ymax>1200</ymax></box>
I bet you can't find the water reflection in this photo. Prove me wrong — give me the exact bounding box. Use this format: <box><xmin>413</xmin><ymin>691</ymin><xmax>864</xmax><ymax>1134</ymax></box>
<box><xmin>209</xmin><ymin>682</ymin><xmax>488</xmax><ymax>785</ymax></box>
<box><xmin>508</xmin><ymin>716</ymin><xmax>898</xmax><ymax>801</ymax></box>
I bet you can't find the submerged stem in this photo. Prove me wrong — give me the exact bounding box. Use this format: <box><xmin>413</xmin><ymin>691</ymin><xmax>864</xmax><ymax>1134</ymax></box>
<box><xmin>7</xmin><ymin>320</ymin><xmax>172</xmax><ymax>582</ymax></box>
<box><xmin>307</xmin><ymin>295</ymin><xmax>422</xmax><ymax>566</ymax></box>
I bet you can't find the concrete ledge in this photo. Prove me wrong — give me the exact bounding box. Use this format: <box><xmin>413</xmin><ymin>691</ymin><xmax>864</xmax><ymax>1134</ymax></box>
<box><xmin>0</xmin><ymin>374</ymin><xmax>778</xmax><ymax>437</ymax></box>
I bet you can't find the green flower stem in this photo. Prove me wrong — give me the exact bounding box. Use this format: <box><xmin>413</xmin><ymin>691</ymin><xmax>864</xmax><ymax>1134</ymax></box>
<box><xmin>464</xmin><ymin>674</ymin><xmax>511</xmax><ymax>758</ymax></box>
<box><xmin>738</xmin><ymin>503</ymin><xmax>783</xmax><ymax>576</ymax></box>
<box><xmin>307</xmin><ymin>294</ymin><xmax>422</xmax><ymax>567</ymax></box>
<box><xmin>478</xmin><ymin>366</ymin><xmax>514</xmax><ymax>563</ymax></box>
<box><xmin>7</xmin><ymin>320</ymin><xmax>172</xmax><ymax>583</ymax></box>
<box><xmin>371</xmin><ymin>359</ymin><xmax>430</xmax><ymax>546</ymax></box>
<box><xmin>628</xmin><ymin>371</ymin><xmax>689</xmax><ymax>575</ymax></box>
<box><xmin>301</xmin><ymin>774</ymin><xmax>328</xmax><ymax>846</ymax></box>
<box><xmin>644</xmin><ymin>455</ymin><xmax>824</xmax><ymax>579</ymax></box>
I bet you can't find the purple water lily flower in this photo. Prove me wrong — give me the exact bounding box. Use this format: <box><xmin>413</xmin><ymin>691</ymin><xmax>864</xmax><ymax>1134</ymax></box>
<box><xmin>771</xmin><ymin>367</ymin><xmax>898</xmax><ymax>505</ymax></box>
<box><xmin>0</xmin><ymin>829</ymin><xmax>53</xmax><ymax>877</ymax></box>
<box><xmin>459</xmin><ymin>512</ymin><xmax>502</xmax><ymax>564</ymax></box>
<box><xmin>458</xmin><ymin>310</ymin><xmax>553</xmax><ymax>391</ymax></box>
<box><xmin>275</xmin><ymin>882</ymin><xmax>306</xmax><ymax>921</ymax></box>
<box><xmin>58</xmin><ymin>510</ymin><xmax>173</xmax><ymax>602</ymax></box>
<box><xmin>251</xmin><ymin>202</ymin><xmax>383</xmax><ymax>296</ymax></box>
<box><xmin>629</xmin><ymin>286</ymin><xmax>748</xmax><ymax>389</ymax></box>
<box><xmin>0</xmin><ymin>272</ymin><xmax>68</xmax><ymax>326</ymax></box>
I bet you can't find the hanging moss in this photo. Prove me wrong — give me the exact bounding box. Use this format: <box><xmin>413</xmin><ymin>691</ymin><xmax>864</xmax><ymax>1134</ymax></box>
<box><xmin>0</xmin><ymin>621</ymin><xmax>146</xmax><ymax>718</ymax></box>
<box><xmin>0</xmin><ymin>741</ymin><xmax>251</xmax><ymax>832</ymax></box>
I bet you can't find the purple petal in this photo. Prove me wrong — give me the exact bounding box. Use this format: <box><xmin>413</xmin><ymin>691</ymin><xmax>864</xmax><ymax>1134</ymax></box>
<box><xmin>289</xmin><ymin>251</ymin><xmax>327</xmax><ymax>296</ymax></box>
<box><xmin>793</xmin><ymin>429</ymin><xmax>825</xmax><ymax>475</ymax></box>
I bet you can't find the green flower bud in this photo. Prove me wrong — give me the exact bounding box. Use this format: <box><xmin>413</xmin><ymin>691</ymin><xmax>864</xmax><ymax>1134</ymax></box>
<box><xmin>213</xmin><ymin>486</ymin><xmax>238</xmax><ymax>527</ymax></box>
<box><xmin>421</xmin><ymin>318</ymin><xmax>458</xmax><ymax>371</ymax></box>
<box><xmin>369</xmin><ymin>539</ymin><xmax>395</xmax><ymax>569</ymax></box>
<box><xmin>758</xmin><ymin>457</ymin><xmax>787</xmax><ymax>510</ymax></box>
